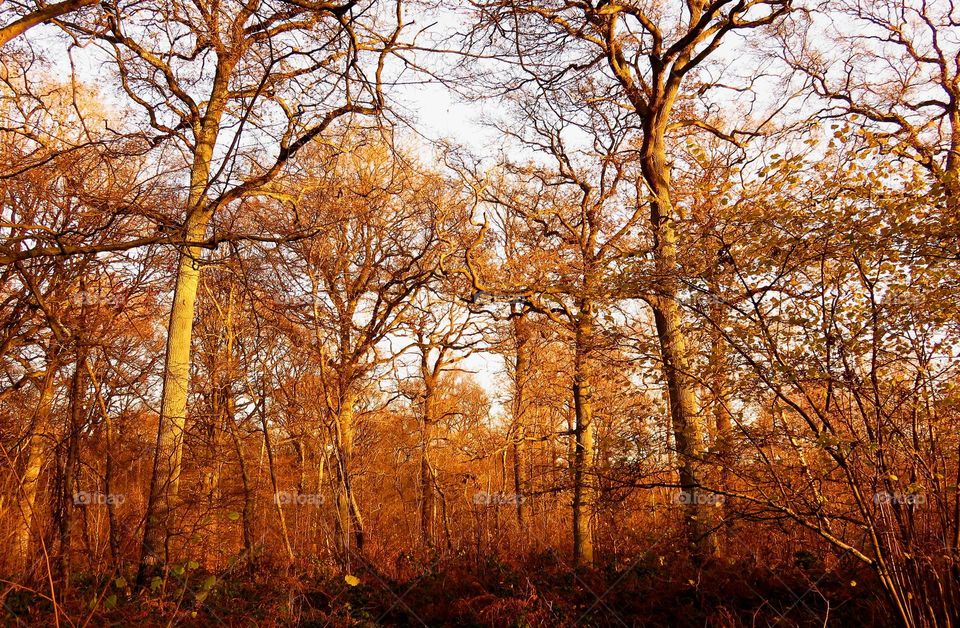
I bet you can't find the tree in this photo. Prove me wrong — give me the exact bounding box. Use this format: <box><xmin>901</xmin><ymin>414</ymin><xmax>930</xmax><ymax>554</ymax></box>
<box><xmin>0</xmin><ymin>0</ymin><xmax>99</xmax><ymax>47</ymax></box>
<box><xmin>444</xmin><ymin>91</ymin><xmax>650</xmax><ymax>565</ymax></box>
<box><xmin>265</xmin><ymin>138</ymin><xmax>442</xmax><ymax>566</ymax></box>
<box><xmin>64</xmin><ymin>0</ymin><xmax>406</xmax><ymax>578</ymax></box>
<box><xmin>0</xmin><ymin>78</ymin><xmax>164</xmax><ymax>582</ymax></box>
<box><xmin>467</xmin><ymin>0</ymin><xmax>793</xmax><ymax>562</ymax></box>
<box><xmin>403</xmin><ymin>292</ymin><xmax>483</xmax><ymax>549</ymax></box>
<box><xmin>691</xmin><ymin>120</ymin><xmax>960</xmax><ymax>624</ymax></box>
<box><xmin>783</xmin><ymin>0</ymin><xmax>960</xmax><ymax>240</ymax></box>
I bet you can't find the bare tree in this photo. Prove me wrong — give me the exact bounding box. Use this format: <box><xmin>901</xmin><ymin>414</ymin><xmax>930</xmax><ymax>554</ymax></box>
<box><xmin>443</xmin><ymin>93</ymin><xmax>649</xmax><ymax>565</ymax></box>
<box><xmin>62</xmin><ymin>0</ymin><xmax>407</xmax><ymax>579</ymax></box>
<box><xmin>464</xmin><ymin>0</ymin><xmax>793</xmax><ymax>562</ymax></box>
<box><xmin>0</xmin><ymin>0</ymin><xmax>99</xmax><ymax>47</ymax></box>
<box><xmin>783</xmin><ymin>0</ymin><xmax>960</xmax><ymax>231</ymax></box>
<box><xmin>403</xmin><ymin>291</ymin><xmax>483</xmax><ymax>549</ymax></box>
<box><xmin>265</xmin><ymin>139</ymin><xmax>441</xmax><ymax>566</ymax></box>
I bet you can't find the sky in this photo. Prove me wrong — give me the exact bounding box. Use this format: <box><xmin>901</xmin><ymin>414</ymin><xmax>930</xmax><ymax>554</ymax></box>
<box><xmin>5</xmin><ymin>0</ymin><xmax>798</xmax><ymax>419</ymax></box>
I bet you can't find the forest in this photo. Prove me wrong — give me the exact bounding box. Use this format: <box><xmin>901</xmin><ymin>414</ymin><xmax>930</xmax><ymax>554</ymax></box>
<box><xmin>0</xmin><ymin>0</ymin><xmax>958</xmax><ymax>625</ymax></box>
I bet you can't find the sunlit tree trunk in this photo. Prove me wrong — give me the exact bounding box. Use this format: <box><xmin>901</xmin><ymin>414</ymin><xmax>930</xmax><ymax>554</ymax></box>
<box><xmin>213</xmin><ymin>287</ymin><xmax>249</xmax><ymax>561</ymax></box>
<box><xmin>642</xmin><ymin>102</ymin><xmax>714</xmax><ymax>563</ymax></box>
<box><xmin>334</xmin><ymin>386</ymin><xmax>364</xmax><ymax>563</ymax></box>
<box><xmin>572</xmin><ymin>305</ymin><xmax>595</xmax><ymax>567</ymax></box>
<box><xmin>511</xmin><ymin>313</ymin><xmax>530</xmax><ymax>532</ymax></box>
<box><xmin>139</xmin><ymin>80</ymin><xmax>230</xmax><ymax>577</ymax></box>
<box><xmin>260</xmin><ymin>386</ymin><xmax>295</xmax><ymax>564</ymax></box>
<box><xmin>16</xmin><ymin>357</ymin><xmax>57</xmax><ymax>575</ymax></box>
<box><xmin>706</xmin><ymin>271</ymin><xmax>732</xmax><ymax>552</ymax></box>
<box><xmin>139</xmin><ymin>212</ymin><xmax>212</xmax><ymax>576</ymax></box>
<box><xmin>419</xmin><ymin>378</ymin><xmax>437</xmax><ymax>548</ymax></box>
<box><xmin>83</xmin><ymin>362</ymin><xmax>120</xmax><ymax>565</ymax></box>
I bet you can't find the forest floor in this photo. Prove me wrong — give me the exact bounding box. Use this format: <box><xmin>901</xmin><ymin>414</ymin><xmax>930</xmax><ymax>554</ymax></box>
<box><xmin>7</xmin><ymin>552</ymin><xmax>888</xmax><ymax>626</ymax></box>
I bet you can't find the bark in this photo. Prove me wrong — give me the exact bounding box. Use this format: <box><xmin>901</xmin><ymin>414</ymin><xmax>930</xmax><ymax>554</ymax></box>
<box><xmin>57</xmin><ymin>344</ymin><xmax>87</xmax><ymax>587</ymax></box>
<box><xmin>204</xmin><ymin>291</ymin><xmax>231</xmax><ymax>545</ymax></box>
<box><xmin>225</xmin><ymin>398</ymin><xmax>255</xmax><ymax>567</ymax></box>
<box><xmin>138</xmin><ymin>65</ymin><xmax>232</xmax><ymax>578</ymax></box>
<box><xmin>334</xmin><ymin>386</ymin><xmax>364</xmax><ymax>563</ymax></box>
<box><xmin>420</xmin><ymin>374</ymin><xmax>437</xmax><ymax>548</ymax></box>
<box><xmin>571</xmin><ymin>305</ymin><xmax>595</xmax><ymax>567</ymax></box>
<box><xmin>84</xmin><ymin>361</ymin><xmax>120</xmax><ymax>565</ymax></box>
<box><xmin>262</xmin><ymin>400</ymin><xmax>295</xmax><ymax>564</ymax></box>
<box><xmin>707</xmin><ymin>272</ymin><xmax>732</xmax><ymax>551</ymax></box>
<box><xmin>205</xmin><ymin>403</ymin><xmax>224</xmax><ymax>535</ymax></box>
<box><xmin>292</xmin><ymin>439</ymin><xmax>306</xmax><ymax>494</ymax></box>
<box><xmin>510</xmin><ymin>314</ymin><xmax>530</xmax><ymax>531</ymax></box>
<box><xmin>0</xmin><ymin>0</ymin><xmax>98</xmax><ymax>47</ymax></box>
<box><xmin>642</xmin><ymin>102</ymin><xmax>714</xmax><ymax>563</ymax></box>
<box><xmin>139</xmin><ymin>213</ymin><xmax>211</xmax><ymax>576</ymax></box>
<box><xmin>437</xmin><ymin>480</ymin><xmax>453</xmax><ymax>552</ymax></box>
<box><xmin>15</xmin><ymin>358</ymin><xmax>58</xmax><ymax>575</ymax></box>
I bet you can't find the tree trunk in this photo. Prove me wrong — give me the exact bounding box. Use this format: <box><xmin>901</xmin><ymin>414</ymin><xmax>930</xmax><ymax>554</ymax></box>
<box><xmin>16</xmin><ymin>357</ymin><xmax>57</xmax><ymax>575</ymax></box>
<box><xmin>225</xmin><ymin>397</ymin><xmax>255</xmax><ymax>568</ymax></box>
<box><xmin>137</xmin><ymin>64</ymin><xmax>231</xmax><ymax>580</ymax></box>
<box><xmin>139</xmin><ymin>213</ymin><xmax>211</xmax><ymax>577</ymax></box>
<box><xmin>84</xmin><ymin>360</ymin><xmax>120</xmax><ymax>566</ymax></box>
<box><xmin>707</xmin><ymin>274</ymin><xmax>732</xmax><ymax>552</ymax></box>
<box><xmin>420</xmin><ymin>376</ymin><xmax>436</xmax><ymax>548</ymax></box>
<box><xmin>511</xmin><ymin>314</ymin><xmax>530</xmax><ymax>532</ymax></box>
<box><xmin>57</xmin><ymin>344</ymin><xmax>86</xmax><ymax>587</ymax></box>
<box><xmin>642</xmin><ymin>103</ymin><xmax>714</xmax><ymax>563</ymax></box>
<box><xmin>261</xmin><ymin>392</ymin><xmax>295</xmax><ymax>564</ymax></box>
<box><xmin>572</xmin><ymin>306</ymin><xmax>595</xmax><ymax>567</ymax></box>
<box><xmin>334</xmin><ymin>386</ymin><xmax>364</xmax><ymax>564</ymax></box>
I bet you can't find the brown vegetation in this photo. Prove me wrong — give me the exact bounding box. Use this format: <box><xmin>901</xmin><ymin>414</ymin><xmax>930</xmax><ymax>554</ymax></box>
<box><xmin>1</xmin><ymin>0</ymin><xmax>959</xmax><ymax>625</ymax></box>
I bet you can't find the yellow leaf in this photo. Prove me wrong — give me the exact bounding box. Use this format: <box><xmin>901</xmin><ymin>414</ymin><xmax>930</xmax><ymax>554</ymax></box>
<box><xmin>344</xmin><ymin>575</ymin><xmax>360</xmax><ymax>587</ymax></box>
